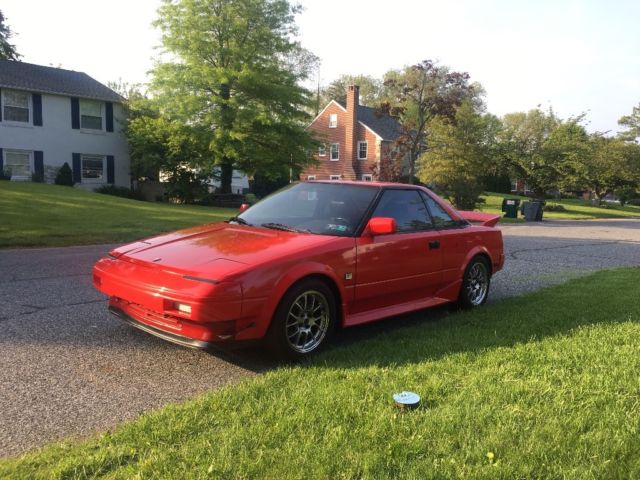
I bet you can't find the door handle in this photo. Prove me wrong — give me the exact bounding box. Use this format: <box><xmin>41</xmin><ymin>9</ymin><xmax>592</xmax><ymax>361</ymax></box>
<box><xmin>428</xmin><ymin>240</ymin><xmax>440</xmax><ymax>250</ymax></box>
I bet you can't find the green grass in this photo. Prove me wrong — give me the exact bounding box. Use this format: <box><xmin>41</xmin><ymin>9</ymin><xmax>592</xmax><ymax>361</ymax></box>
<box><xmin>3</xmin><ymin>268</ymin><xmax>640</xmax><ymax>479</ymax></box>
<box><xmin>479</xmin><ymin>192</ymin><xmax>640</xmax><ymax>221</ymax></box>
<box><xmin>0</xmin><ymin>182</ymin><xmax>236</xmax><ymax>248</ymax></box>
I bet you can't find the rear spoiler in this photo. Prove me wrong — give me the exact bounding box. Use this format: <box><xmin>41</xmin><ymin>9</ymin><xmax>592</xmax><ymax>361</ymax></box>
<box><xmin>457</xmin><ymin>211</ymin><xmax>501</xmax><ymax>228</ymax></box>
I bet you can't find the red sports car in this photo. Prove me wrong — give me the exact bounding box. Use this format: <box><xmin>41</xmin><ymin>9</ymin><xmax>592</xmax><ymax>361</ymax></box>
<box><xmin>93</xmin><ymin>181</ymin><xmax>504</xmax><ymax>359</ymax></box>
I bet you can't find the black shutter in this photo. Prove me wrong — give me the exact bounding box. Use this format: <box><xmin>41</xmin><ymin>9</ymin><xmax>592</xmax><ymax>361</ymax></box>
<box><xmin>106</xmin><ymin>102</ymin><xmax>113</xmax><ymax>132</ymax></box>
<box><xmin>106</xmin><ymin>155</ymin><xmax>115</xmax><ymax>183</ymax></box>
<box><xmin>71</xmin><ymin>98</ymin><xmax>80</xmax><ymax>129</ymax></box>
<box><xmin>34</xmin><ymin>151</ymin><xmax>44</xmax><ymax>177</ymax></box>
<box><xmin>0</xmin><ymin>148</ymin><xmax>3</xmax><ymax>172</ymax></box>
<box><xmin>0</xmin><ymin>88</ymin><xmax>2</xmax><ymax>122</ymax></box>
<box><xmin>33</xmin><ymin>94</ymin><xmax>43</xmax><ymax>126</ymax></box>
<box><xmin>72</xmin><ymin>153</ymin><xmax>81</xmax><ymax>183</ymax></box>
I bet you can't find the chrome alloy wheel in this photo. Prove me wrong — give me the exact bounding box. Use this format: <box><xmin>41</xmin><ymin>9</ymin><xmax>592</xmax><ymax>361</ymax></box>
<box><xmin>465</xmin><ymin>262</ymin><xmax>489</xmax><ymax>306</ymax></box>
<box><xmin>285</xmin><ymin>290</ymin><xmax>331</xmax><ymax>354</ymax></box>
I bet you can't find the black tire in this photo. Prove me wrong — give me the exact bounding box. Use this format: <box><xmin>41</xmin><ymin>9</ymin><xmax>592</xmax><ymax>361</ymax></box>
<box><xmin>458</xmin><ymin>256</ymin><xmax>491</xmax><ymax>309</ymax></box>
<box><xmin>266</xmin><ymin>279</ymin><xmax>337</xmax><ymax>361</ymax></box>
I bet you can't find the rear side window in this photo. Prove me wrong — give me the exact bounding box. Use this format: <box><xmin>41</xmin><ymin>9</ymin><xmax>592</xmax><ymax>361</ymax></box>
<box><xmin>372</xmin><ymin>190</ymin><xmax>433</xmax><ymax>232</ymax></box>
<box><xmin>421</xmin><ymin>192</ymin><xmax>458</xmax><ymax>228</ymax></box>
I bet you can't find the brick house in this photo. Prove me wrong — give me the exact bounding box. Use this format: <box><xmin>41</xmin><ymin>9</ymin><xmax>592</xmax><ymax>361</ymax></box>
<box><xmin>301</xmin><ymin>85</ymin><xmax>401</xmax><ymax>182</ymax></box>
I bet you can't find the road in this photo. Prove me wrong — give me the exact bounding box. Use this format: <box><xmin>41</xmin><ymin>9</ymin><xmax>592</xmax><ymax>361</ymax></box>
<box><xmin>1</xmin><ymin>218</ymin><xmax>640</xmax><ymax>457</ymax></box>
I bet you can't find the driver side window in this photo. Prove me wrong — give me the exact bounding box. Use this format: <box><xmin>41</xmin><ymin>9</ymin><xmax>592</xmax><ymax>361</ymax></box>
<box><xmin>372</xmin><ymin>190</ymin><xmax>433</xmax><ymax>232</ymax></box>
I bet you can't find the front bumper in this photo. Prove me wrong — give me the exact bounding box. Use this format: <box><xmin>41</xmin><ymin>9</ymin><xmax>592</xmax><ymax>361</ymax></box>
<box><xmin>109</xmin><ymin>306</ymin><xmax>213</xmax><ymax>350</ymax></box>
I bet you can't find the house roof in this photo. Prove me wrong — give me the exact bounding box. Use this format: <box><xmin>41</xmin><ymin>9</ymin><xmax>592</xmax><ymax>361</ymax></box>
<box><xmin>0</xmin><ymin>60</ymin><xmax>123</xmax><ymax>103</ymax></box>
<box><xmin>337</xmin><ymin>101</ymin><xmax>402</xmax><ymax>141</ymax></box>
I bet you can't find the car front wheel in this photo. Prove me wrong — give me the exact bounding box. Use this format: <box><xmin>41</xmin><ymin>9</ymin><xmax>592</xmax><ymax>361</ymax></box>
<box><xmin>458</xmin><ymin>256</ymin><xmax>491</xmax><ymax>309</ymax></box>
<box><xmin>267</xmin><ymin>279</ymin><xmax>336</xmax><ymax>361</ymax></box>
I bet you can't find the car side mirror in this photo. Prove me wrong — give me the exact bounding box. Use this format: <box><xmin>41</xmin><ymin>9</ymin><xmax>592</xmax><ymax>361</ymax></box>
<box><xmin>239</xmin><ymin>203</ymin><xmax>250</xmax><ymax>213</ymax></box>
<box><xmin>366</xmin><ymin>217</ymin><xmax>397</xmax><ymax>236</ymax></box>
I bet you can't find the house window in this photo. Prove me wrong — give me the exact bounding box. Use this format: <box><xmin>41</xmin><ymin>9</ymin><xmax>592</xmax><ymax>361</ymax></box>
<box><xmin>329</xmin><ymin>113</ymin><xmax>337</xmax><ymax>128</ymax></box>
<box><xmin>2</xmin><ymin>90</ymin><xmax>30</xmax><ymax>123</ymax></box>
<box><xmin>330</xmin><ymin>143</ymin><xmax>339</xmax><ymax>161</ymax></box>
<box><xmin>80</xmin><ymin>100</ymin><xmax>103</xmax><ymax>130</ymax></box>
<box><xmin>358</xmin><ymin>141</ymin><xmax>368</xmax><ymax>160</ymax></box>
<box><xmin>361</xmin><ymin>174</ymin><xmax>373</xmax><ymax>182</ymax></box>
<box><xmin>3</xmin><ymin>149</ymin><xmax>32</xmax><ymax>179</ymax></box>
<box><xmin>318</xmin><ymin>145</ymin><xmax>326</xmax><ymax>157</ymax></box>
<box><xmin>307</xmin><ymin>175</ymin><xmax>316</xmax><ymax>180</ymax></box>
<box><xmin>329</xmin><ymin>175</ymin><xmax>341</xmax><ymax>181</ymax></box>
<box><xmin>81</xmin><ymin>154</ymin><xmax>106</xmax><ymax>183</ymax></box>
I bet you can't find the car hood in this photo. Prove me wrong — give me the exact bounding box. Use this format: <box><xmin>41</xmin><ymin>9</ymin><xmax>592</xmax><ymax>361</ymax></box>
<box><xmin>109</xmin><ymin>222</ymin><xmax>338</xmax><ymax>278</ymax></box>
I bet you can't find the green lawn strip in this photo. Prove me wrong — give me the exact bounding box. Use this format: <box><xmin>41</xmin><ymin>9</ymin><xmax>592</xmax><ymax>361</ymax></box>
<box><xmin>479</xmin><ymin>192</ymin><xmax>640</xmax><ymax>221</ymax></box>
<box><xmin>3</xmin><ymin>268</ymin><xmax>640</xmax><ymax>479</ymax></box>
<box><xmin>0</xmin><ymin>182</ymin><xmax>236</xmax><ymax>248</ymax></box>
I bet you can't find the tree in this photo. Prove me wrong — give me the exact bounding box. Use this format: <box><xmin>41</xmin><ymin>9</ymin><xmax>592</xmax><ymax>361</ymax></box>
<box><xmin>379</xmin><ymin>59</ymin><xmax>477</xmax><ymax>183</ymax></box>
<box><xmin>318</xmin><ymin>74</ymin><xmax>383</xmax><ymax>110</ymax></box>
<box><xmin>499</xmin><ymin>108</ymin><xmax>560</xmax><ymax>198</ymax></box>
<box><xmin>0</xmin><ymin>10</ymin><xmax>20</xmax><ymax>61</ymax></box>
<box><xmin>582</xmin><ymin>135</ymin><xmax>640</xmax><ymax>203</ymax></box>
<box><xmin>418</xmin><ymin>100</ymin><xmax>501</xmax><ymax>209</ymax></box>
<box><xmin>152</xmin><ymin>0</ymin><xmax>319</xmax><ymax>193</ymax></box>
<box><xmin>618</xmin><ymin>103</ymin><xmax>640</xmax><ymax>142</ymax></box>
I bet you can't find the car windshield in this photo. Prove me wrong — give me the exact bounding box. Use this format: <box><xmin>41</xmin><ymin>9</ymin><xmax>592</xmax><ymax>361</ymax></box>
<box><xmin>234</xmin><ymin>182</ymin><xmax>379</xmax><ymax>237</ymax></box>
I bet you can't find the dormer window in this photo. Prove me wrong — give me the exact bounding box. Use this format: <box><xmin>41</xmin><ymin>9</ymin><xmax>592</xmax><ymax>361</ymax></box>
<box><xmin>2</xmin><ymin>90</ymin><xmax>30</xmax><ymax>123</ymax></box>
<box><xmin>329</xmin><ymin>113</ymin><xmax>337</xmax><ymax>128</ymax></box>
<box><xmin>80</xmin><ymin>100</ymin><xmax>103</xmax><ymax>130</ymax></box>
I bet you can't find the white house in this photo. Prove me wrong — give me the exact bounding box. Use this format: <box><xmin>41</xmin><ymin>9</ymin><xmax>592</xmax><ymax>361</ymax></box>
<box><xmin>0</xmin><ymin>60</ymin><xmax>130</xmax><ymax>189</ymax></box>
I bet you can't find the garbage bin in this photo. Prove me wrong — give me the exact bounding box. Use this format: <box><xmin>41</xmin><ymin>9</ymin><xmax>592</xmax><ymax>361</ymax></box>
<box><xmin>522</xmin><ymin>201</ymin><xmax>544</xmax><ymax>221</ymax></box>
<box><xmin>501</xmin><ymin>198</ymin><xmax>520</xmax><ymax>219</ymax></box>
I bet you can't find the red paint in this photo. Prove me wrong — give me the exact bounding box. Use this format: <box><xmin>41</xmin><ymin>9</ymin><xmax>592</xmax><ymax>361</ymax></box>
<box><xmin>93</xmin><ymin>183</ymin><xmax>504</xmax><ymax>348</ymax></box>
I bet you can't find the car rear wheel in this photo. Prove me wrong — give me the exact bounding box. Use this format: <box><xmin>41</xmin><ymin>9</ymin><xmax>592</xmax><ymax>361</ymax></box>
<box><xmin>267</xmin><ymin>279</ymin><xmax>336</xmax><ymax>361</ymax></box>
<box><xmin>458</xmin><ymin>256</ymin><xmax>490</xmax><ymax>309</ymax></box>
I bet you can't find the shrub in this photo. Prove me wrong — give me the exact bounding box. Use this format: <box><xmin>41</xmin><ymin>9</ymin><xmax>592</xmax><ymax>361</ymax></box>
<box><xmin>31</xmin><ymin>172</ymin><xmax>45</xmax><ymax>183</ymax></box>
<box><xmin>55</xmin><ymin>163</ymin><xmax>74</xmax><ymax>186</ymax></box>
<box><xmin>95</xmin><ymin>185</ymin><xmax>145</xmax><ymax>201</ymax></box>
<box><xmin>0</xmin><ymin>169</ymin><xmax>10</xmax><ymax>181</ymax></box>
<box><xmin>627</xmin><ymin>198</ymin><xmax>640</xmax><ymax>206</ymax></box>
<box><xmin>244</xmin><ymin>193</ymin><xmax>258</xmax><ymax>204</ymax></box>
<box><xmin>543</xmin><ymin>203</ymin><xmax>566</xmax><ymax>212</ymax></box>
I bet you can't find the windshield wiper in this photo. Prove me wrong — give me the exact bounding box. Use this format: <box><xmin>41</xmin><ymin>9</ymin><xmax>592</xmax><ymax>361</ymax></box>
<box><xmin>228</xmin><ymin>216</ymin><xmax>252</xmax><ymax>226</ymax></box>
<box><xmin>261</xmin><ymin>222</ymin><xmax>310</xmax><ymax>233</ymax></box>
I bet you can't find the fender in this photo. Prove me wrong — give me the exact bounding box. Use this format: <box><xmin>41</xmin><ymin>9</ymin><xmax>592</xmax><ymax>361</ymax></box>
<box><xmin>459</xmin><ymin>245</ymin><xmax>495</xmax><ymax>278</ymax></box>
<box><xmin>253</xmin><ymin>261</ymin><xmax>347</xmax><ymax>337</ymax></box>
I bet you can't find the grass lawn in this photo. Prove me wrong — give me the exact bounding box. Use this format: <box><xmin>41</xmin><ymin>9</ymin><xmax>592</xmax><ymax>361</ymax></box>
<box><xmin>2</xmin><ymin>267</ymin><xmax>640</xmax><ymax>479</ymax></box>
<box><xmin>0</xmin><ymin>182</ymin><xmax>236</xmax><ymax>248</ymax></box>
<box><xmin>479</xmin><ymin>192</ymin><xmax>640</xmax><ymax>221</ymax></box>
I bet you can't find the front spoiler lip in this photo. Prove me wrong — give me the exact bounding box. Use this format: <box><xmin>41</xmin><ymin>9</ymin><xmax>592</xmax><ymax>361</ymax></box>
<box><xmin>109</xmin><ymin>306</ymin><xmax>212</xmax><ymax>350</ymax></box>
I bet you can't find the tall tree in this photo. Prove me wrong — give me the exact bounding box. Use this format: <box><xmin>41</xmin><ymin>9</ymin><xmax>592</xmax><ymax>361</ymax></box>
<box><xmin>380</xmin><ymin>59</ymin><xmax>477</xmax><ymax>183</ymax></box>
<box><xmin>499</xmin><ymin>108</ymin><xmax>560</xmax><ymax>198</ymax></box>
<box><xmin>0</xmin><ymin>10</ymin><xmax>20</xmax><ymax>61</ymax></box>
<box><xmin>618</xmin><ymin>103</ymin><xmax>640</xmax><ymax>142</ymax></box>
<box><xmin>418</xmin><ymin>100</ymin><xmax>501</xmax><ymax>209</ymax></box>
<box><xmin>318</xmin><ymin>74</ymin><xmax>383</xmax><ymax>110</ymax></box>
<box><xmin>152</xmin><ymin>0</ymin><xmax>318</xmax><ymax>193</ymax></box>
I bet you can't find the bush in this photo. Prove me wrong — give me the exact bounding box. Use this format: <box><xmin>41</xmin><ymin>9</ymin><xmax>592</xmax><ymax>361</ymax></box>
<box><xmin>251</xmin><ymin>172</ymin><xmax>290</xmax><ymax>198</ymax></box>
<box><xmin>55</xmin><ymin>163</ymin><xmax>74</xmax><ymax>186</ymax></box>
<box><xmin>543</xmin><ymin>203</ymin><xmax>566</xmax><ymax>212</ymax></box>
<box><xmin>244</xmin><ymin>193</ymin><xmax>258</xmax><ymax>204</ymax></box>
<box><xmin>31</xmin><ymin>172</ymin><xmax>44</xmax><ymax>183</ymax></box>
<box><xmin>199</xmin><ymin>193</ymin><xmax>245</xmax><ymax>208</ymax></box>
<box><xmin>626</xmin><ymin>199</ymin><xmax>640</xmax><ymax>206</ymax></box>
<box><xmin>0</xmin><ymin>169</ymin><xmax>10</xmax><ymax>181</ymax></box>
<box><xmin>95</xmin><ymin>185</ymin><xmax>145</xmax><ymax>201</ymax></box>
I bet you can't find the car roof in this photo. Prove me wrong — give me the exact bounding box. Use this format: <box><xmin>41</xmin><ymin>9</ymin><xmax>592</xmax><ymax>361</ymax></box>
<box><xmin>306</xmin><ymin>180</ymin><xmax>421</xmax><ymax>189</ymax></box>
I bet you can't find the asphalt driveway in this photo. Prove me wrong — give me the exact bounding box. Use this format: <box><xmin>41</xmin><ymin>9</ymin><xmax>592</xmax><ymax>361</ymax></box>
<box><xmin>1</xmin><ymin>218</ymin><xmax>639</xmax><ymax>457</ymax></box>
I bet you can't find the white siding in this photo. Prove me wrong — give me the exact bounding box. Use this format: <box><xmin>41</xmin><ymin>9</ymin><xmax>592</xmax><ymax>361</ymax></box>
<box><xmin>0</xmin><ymin>92</ymin><xmax>130</xmax><ymax>188</ymax></box>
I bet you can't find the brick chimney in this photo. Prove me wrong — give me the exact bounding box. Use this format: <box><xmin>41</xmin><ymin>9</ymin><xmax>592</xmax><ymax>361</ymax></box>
<box><xmin>346</xmin><ymin>85</ymin><xmax>359</xmax><ymax>177</ymax></box>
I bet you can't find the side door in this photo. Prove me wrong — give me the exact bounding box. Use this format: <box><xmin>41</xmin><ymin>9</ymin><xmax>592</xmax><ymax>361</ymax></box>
<box><xmin>352</xmin><ymin>189</ymin><xmax>443</xmax><ymax>314</ymax></box>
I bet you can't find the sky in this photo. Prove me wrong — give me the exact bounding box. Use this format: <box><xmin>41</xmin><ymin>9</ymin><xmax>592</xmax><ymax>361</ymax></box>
<box><xmin>2</xmin><ymin>0</ymin><xmax>638</xmax><ymax>134</ymax></box>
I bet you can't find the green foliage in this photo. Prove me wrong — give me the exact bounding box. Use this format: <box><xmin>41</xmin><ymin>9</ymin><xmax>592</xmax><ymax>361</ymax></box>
<box><xmin>162</xmin><ymin>164</ymin><xmax>211</xmax><ymax>204</ymax></box>
<box><xmin>543</xmin><ymin>203</ymin><xmax>566</xmax><ymax>212</ymax></box>
<box><xmin>31</xmin><ymin>172</ymin><xmax>44</xmax><ymax>183</ymax></box>
<box><xmin>379</xmin><ymin>59</ymin><xmax>479</xmax><ymax>182</ymax></box>
<box><xmin>54</xmin><ymin>162</ymin><xmax>74</xmax><ymax>186</ymax></box>
<box><xmin>618</xmin><ymin>102</ymin><xmax>640</xmax><ymax>142</ymax></box>
<box><xmin>0</xmin><ymin>10</ymin><xmax>20</xmax><ymax>61</ymax></box>
<box><xmin>252</xmin><ymin>170</ymin><xmax>290</xmax><ymax>198</ymax></box>
<box><xmin>3</xmin><ymin>269</ymin><xmax>640</xmax><ymax>479</ymax></box>
<box><xmin>319</xmin><ymin>74</ymin><xmax>383</xmax><ymax>110</ymax></box>
<box><xmin>151</xmin><ymin>0</ymin><xmax>319</xmax><ymax>193</ymax></box>
<box><xmin>95</xmin><ymin>185</ymin><xmax>144</xmax><ymax>201</ymax></box>
<box><xmin>419</xmin><ymin>101</ymin><xmax>500</xmax><ymax>210</ymax></box>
